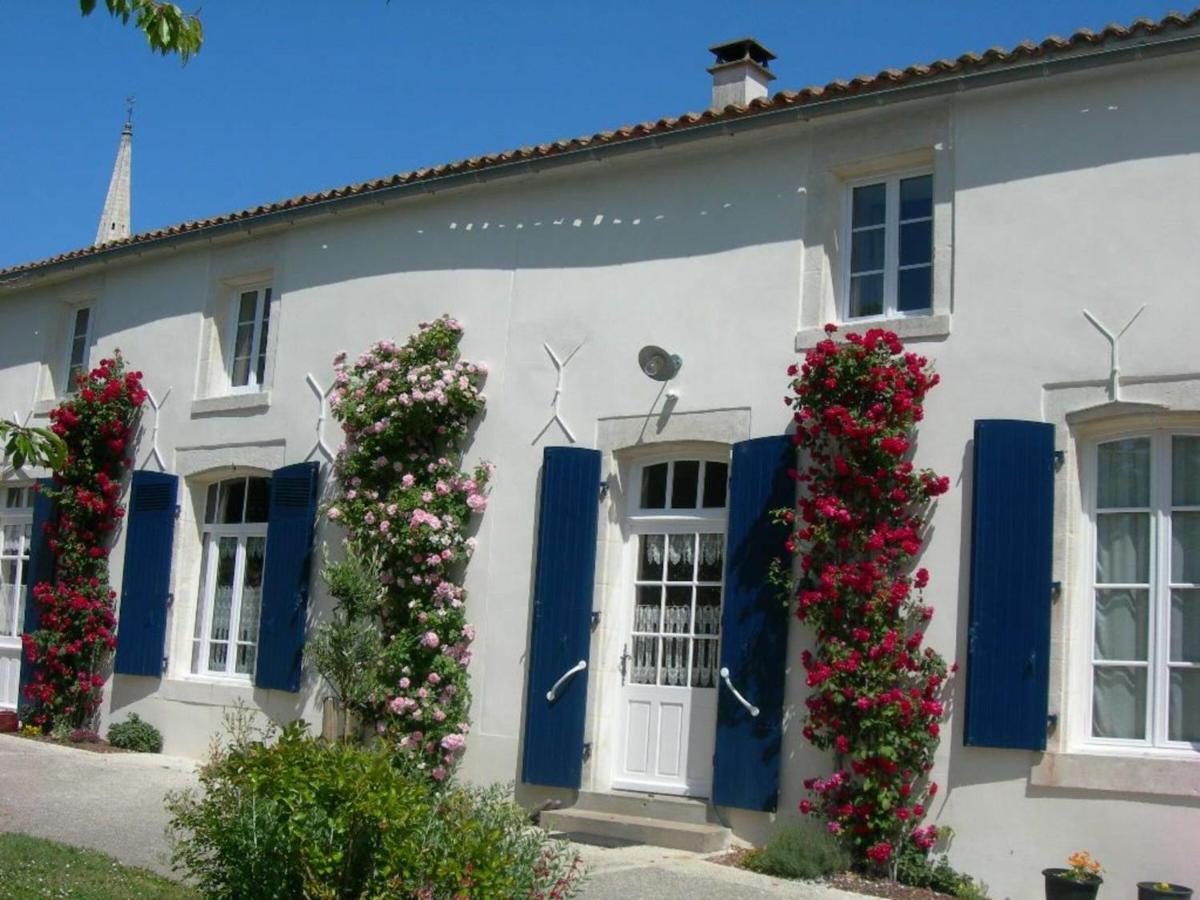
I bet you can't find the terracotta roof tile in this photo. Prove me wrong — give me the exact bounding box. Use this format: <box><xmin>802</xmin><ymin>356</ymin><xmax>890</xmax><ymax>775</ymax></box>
<box><xmin>3</xmin><ymin>6</ymin><xmax>1199</xmax><ymax>282</ymax></box>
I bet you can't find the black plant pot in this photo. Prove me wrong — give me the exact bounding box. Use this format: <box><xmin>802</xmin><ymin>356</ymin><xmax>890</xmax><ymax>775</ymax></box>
<box><xmin>1138</xmin><ymin>884</ymin><xmax>1193</xmax><ymax>900</ymax></box>
<box><xmin>1043</xmin><ymin>869</ymin><xmax>1102</xmax><ymax>900</ymax></box>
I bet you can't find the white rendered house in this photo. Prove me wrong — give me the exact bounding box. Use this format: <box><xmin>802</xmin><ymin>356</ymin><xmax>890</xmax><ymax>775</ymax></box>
<box><xmin>1</xmin><ymin>16</ymin><xmax>1199</xmax><ymax>898</ymax></box>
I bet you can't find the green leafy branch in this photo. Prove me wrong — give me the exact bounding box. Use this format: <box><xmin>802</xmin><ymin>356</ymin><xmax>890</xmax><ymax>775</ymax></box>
<box><xmin>78</xmin><ymin>0</ymin><xmax>203</xmax><ymax>61</ymax></box>
<box><xmin>0</xmin><ymin>420</ymin><xmax>67</xmax><ymax>471</ymax></box>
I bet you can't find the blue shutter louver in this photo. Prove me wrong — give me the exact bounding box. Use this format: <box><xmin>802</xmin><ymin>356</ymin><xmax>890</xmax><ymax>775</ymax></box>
<box><xmin>712</xmin><ymin>435</ymin><xmax>794</xmax><ymax>812</ymax></box>
<box><xmin>114</xmin><ymin>471</ymin><xmax>179</xmax><ymax>677</ymax></box>
<box><xmin>17</xmin><ymin>480</ymin><xmax>56</xmax><ymax>717</ymax></box>
<box><xmin>255</xmin><ymin>461</ymin><xmax>320</xmax><ymax>692</ymax></box>
<box><xmin>964</xmin><ymin>419</ymin><xmax>1055</xmax><ymax>750</ymax></box>
<box><xmin>521</xmin><ymin>446</ymin><xmax>601</xmax><ymax>790</ymax></box>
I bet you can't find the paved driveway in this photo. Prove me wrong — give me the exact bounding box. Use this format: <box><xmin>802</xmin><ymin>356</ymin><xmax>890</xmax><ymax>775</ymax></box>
<box><xmin>0</xmin><ymin>735</ymin><xmax>862</xmax><ymax>898</ymax></box>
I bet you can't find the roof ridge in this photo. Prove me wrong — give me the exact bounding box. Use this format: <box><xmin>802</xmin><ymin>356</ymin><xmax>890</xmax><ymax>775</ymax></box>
<box><xmin>4</xmin><ymin>5</ymin><xmax>1199</xmax><ymax>281</ymax></box>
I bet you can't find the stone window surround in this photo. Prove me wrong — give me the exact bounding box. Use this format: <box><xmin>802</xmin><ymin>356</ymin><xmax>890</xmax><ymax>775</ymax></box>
<box><xmin>1032</xmin><ymin>375</ymin><xmax>1200</xmax><ymax>799</ymax></box>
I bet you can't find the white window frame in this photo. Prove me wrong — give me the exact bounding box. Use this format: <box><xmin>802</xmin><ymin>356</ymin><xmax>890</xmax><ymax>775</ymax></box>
<box><xmin>0</xmin><ymin>486</ymin><xmax>33</xmax><ymax>643</ymax></box>
<box><xmin>62</xmin><ymin>304</ymin><xmax>94</xmax><ymax>394</ymax></box>
<box><xmin>226</xmin><ymin>286</ymin><xmax>272</xmax><ymax>395</ymax></box>
<box><xmin>190</xmin><ymin>477</ymin><xmax>269</xmax><ymax>682</ymax></box>
<box><xmin>625</xmin><ymin>455</ymin><xmax>730</xmax><ymax>691</ymax></box>
<box><xmin>840</xmin><ymin>169</ymin><xmax>934</xmax><ymax>323</ymax></box>
<box><xmin>1081</xmin><ymin>426</ymin><xmax>1200</xmax><ymax>754</ymax></box>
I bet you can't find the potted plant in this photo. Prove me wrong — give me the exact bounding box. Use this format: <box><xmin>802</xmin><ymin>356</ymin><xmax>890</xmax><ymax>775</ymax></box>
<box><xmin>1044</xmin><ymin>851</ymin><xmax>1103</xmax><ymax>899</ymax></box>
<box><xmin>1138</xmin><ymin>883</ymin><xmax>1193</xmax><ymax>900</ymax></box>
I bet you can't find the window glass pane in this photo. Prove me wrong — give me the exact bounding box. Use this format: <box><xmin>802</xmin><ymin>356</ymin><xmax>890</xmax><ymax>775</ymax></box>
<box><xmin>1172</xmin><ymin>512</ymin><xmax>1200</xmax><ymax>584</ymax></box>
<box><xmin>702</xmin><ymin>461</ymin><xmax>728</xmax><ymax>508</ymax></box>
<box><xmin>1168</xmin><ymin>669</ymin><xmax>1200</xmax><ymax>742</ymax></box>
<box><xmin>236</xmin><ymin>537</ymin><xmax>265</xmax><ymax>675</ymax></box>
<box><xmin>697</xmin><ymin>534</ymin><xmax>724</xmax><ymax>582</ymax></box>
<box><xmin>695</xmin><ymin>585</ymin><xmax>721</xmax><ymax>636</ymax></box>
<box><xmin>663</xmin><ymin>586</ymin><xmax>692</xmax><ymax>634</ymax></box>
<box><xmin>630</xmin><ymin>634</ymin><xmax>658</xmax><ymax>684</ymax></box>
<box><xmin>852</xmin><ymin>182</ymin><xmax>886</xmax><ymax>228</ymax></box>
<box><xmin>638</xmin><ymin>534</ymin><xmax>664</xmax><ymax>581</ymax></box>
<box><xmin>217</xmin><ymin>479</ymin><xmax>246</xmax><ymax>525</ymax></box>
<box><xmin>660</xmin><ymin>634</ymin><xmax>689</xmax><ymax>686</ymax></box>
<box><xmin>849</xmin><ymin>273</ymin><xmax>883</xmax><ymax>318</ymax></box>
<box><xmin>72</xmin><ymin>306</ymin><xmax>91</xmax><ymax>341</ymax></box>
<box><xmin>1092</xmin><ymin>666</ymin><xmax>1146</xmax><ymax>739</ymax></box>
<box><xmin>255</xmin><ymin>289</ymin><xmax>272</xmax><ymax>386</ymax></box>
<box><xmin>193</xmin><ymin>542</ymin><xmax>210</xmax><ymax>643</ymax></box>
<box><xmin>237</xmin><ymin>291</ymin><xmax>258</xmax><ymax>323</ymax></box>
<box><xmin>899</xmin><ymin>175</ymin><xmax>933</xmax><ymax>220</ymax></box>
<box><xmin>207</xmin><ymin>536</ymin><xmax>238</xmax><ymax>672</ymax></box>
<box><xmin>231</xmin><ymin>321</ymin><xmax>255</xmax><ymax>387</ymax></box>
<box><xmin>670</xmin><ymin>460</ymin><xmax>699</xmax><ymax>509</ymax></box>
<box><xmin>850</xmin><ymin>227</ymin><xmax>885</xmax><ymax>273</ymax></box>
<box><xmin>897</xmin><ymin>266</ymin><xmax>932</xmax><ymax>313</ymax></box>
<box><xmin>1170</xmin><ymin>590</ymin><xmax>1200</xmax><ymax>663</ymax></box>
<box><xmin>1093</xmin><ymin>589</ymin><xmax>1148</xmax><ymax>661</ymax></box>
<box><xmin>691</xmin><ymin>638</ymin><xmax>719</xmax><ymax>688</ymax></box>
<box><xmin>1173</xmin><ymin>436</ymin><xmax>1200</xmax><ymax>506</ymax></box>
<box><xmin>245</xmin><ymin>478</ymin><xmax>270</xmax><ymax>523</ymax></box>
<box><xmin>1097</xmin><ymin>438</ymin><xmax>1150</xmax><ymax>508</ymax></box>
<box><xmin>640</xmin><ymin>463</ymin><xmax>667</xmax><ymax>509</ymax></box>
<box><xmin>666</xmin><ymin>534</ymin><xmax>694</xmax><ymax>581</ymax></box>
<box><xmin>899</xmin><ymin>221</ymin><xmax>932</xmax><ymax>267</ymax></box>
<box><xmin>204</xmin><ymin>483</ymin><xmax>218</xmax><ymax>525</ymax></box>
<box><xmin>1096</xmin><ymin>513</ymin><xmax>1150</xmax><ymax>584</ymax></box>
<box><xmin>633</xmin><ymin>585</ymin><xmax>660</xmax><ymax>634</ymax></box>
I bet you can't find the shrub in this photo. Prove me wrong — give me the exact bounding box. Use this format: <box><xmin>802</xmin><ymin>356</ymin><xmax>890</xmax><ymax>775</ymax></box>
<box><xmin>744</xmin><ymin>824</ymin><xmax>851</xmax><ymax>880</ymax></box>
<box><xmin>69</xmin><ymin>728</ymin><xmax>102</xmax><ymax>743</ymax></box>
<box><xmin>167</xmin><ymin>723</ymin><xmax>583</xmax><ymax>899</ymax></box>
<box><xmin>894</xmin><ymin>837</ymin><xmax>988</xmax><ymax>898</ymax></box>
<box><xmin>108</xmin><ymin>713</ymin><xmax>163</xmax><ymax>753</ymax></box>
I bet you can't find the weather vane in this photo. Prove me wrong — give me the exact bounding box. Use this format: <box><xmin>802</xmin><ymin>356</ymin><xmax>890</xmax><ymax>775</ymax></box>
<box><xmin>125</xmin><ymin>95</ymin><xmax>135</xmax><ymax>129</ymax></box>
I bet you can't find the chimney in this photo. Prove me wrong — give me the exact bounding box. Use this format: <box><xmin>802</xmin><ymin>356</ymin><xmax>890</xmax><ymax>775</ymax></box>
<box><xmin>707</xmin><ymin>38</ymin><xmax>776</xmax><ymax>108</ymax></box>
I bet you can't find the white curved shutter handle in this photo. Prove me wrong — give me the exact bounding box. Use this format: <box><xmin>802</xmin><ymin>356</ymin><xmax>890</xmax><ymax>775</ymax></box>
<box><xmin>719</xmin><ymin>666</ymin><xmax>760</xmax><ymax>717</ymax></box>
<box><xmin>546</xmin><ymin>659</ymin><xmax>588</xmax><ymax>702</ymax></box>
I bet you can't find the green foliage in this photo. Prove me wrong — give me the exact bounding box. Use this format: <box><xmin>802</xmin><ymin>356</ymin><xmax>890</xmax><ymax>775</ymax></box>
<box><xmin>166</xmin><ymin>723</ymin><xmax>584</xmax><ymax>899</ymax></box>
<box><xmin>0</xmin><ymin>832</ymin><xmax>197</xmax><ymax>899</ymax></box>
<box><xmin>0</xmin><ymin>420</ymin><xmax>66</xmax><ymax>471</ymax></box>
<box><xmin>743</xmin><ymin>824</ymin><xmax>851</xmax><ymax>880</ymax></box>
<box><xmin>78</xmin><ymin>0</ymin><xmax>203</xmax><ymax>61</ymax></box>
<box><xmin>107</xmin><ymin>712</ymin><xmax>163</xmax><ymax>753</ymax></box>
<box><xmin>894</xmin><ymin>839</ymin><xmax>989</xmax><ymax>898</ymax></box>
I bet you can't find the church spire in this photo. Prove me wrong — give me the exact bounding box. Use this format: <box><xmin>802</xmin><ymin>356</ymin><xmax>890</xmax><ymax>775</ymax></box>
<box><xmin>94</xmin><ymin>98</ymin><xmax>133</xmax><ymax>246</ymax></box>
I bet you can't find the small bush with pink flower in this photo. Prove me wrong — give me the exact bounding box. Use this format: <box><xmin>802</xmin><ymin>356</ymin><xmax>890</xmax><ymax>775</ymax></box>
<box><xmin>318</xmin><ymin>315</ymin><xmax>491</xmax><ymax>779</ymax></box>
<box><xmin>22</xmin><ymin>352</ymin><xmax>146</xmax><ymax>729</ymax></box>
<box><xmin>779</xmin><ymin>324</ymin><xmax>954</xmax><ymax>875</ymax></box>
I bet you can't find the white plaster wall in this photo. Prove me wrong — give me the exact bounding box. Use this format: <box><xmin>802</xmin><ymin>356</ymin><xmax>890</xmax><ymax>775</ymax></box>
<box><xmin>0</xmin><ymin>50</ymin><xmax>1197</xmax><ymax>899</ymax></box>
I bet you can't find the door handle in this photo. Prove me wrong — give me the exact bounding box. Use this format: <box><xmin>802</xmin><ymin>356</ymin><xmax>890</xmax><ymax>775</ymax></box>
<box><xmin>719</xmin><ymin>667</ymin><xmax>760</xmax><ymax>717</ymax></box>
<box><xmin>546</xmin><ymin>659</ymin><xmax>587</xmax><ymax>702</ymax></box>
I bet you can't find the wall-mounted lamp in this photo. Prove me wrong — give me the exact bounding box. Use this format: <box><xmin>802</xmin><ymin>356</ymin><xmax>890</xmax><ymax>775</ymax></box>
<box><xmin>638</xmin><ymin>345</ymin><xmax>683</xmax><ymax>382</ymax></box>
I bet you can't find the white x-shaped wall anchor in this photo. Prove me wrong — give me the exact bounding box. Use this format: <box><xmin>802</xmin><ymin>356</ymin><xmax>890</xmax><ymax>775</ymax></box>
<box><xmin>141</xmin><ymin>386</ymin><xmax>173</xmax><ymax>472</ymax></box>
<box><xmin>305</xmin><ymin>373</ymin><xmax>336</xmax><ymax>462</ymax></box>
<box><xmin>1083</xmin><ymin>305</ymin><xmax>1146</xmax><ymax>402</ymax></box>
<box><xmin>532</xmin><ymin>340</ymin><xmax>584</xmax><ymax>445</ymax></box>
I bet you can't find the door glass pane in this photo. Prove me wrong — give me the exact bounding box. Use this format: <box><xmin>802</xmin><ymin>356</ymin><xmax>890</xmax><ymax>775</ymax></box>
<box><xmin>696</xmin><ymin>534</ymin><xmax>724</xmax><ymax>582</ymax></box>
<box><xmin>640</xmin><ymin>463</ymin><xmax>667</xmax><ymax>509</ymax></box>
<box><xmin>217</xmin><ymin>479</ymin><xmax>246</xmax><ymax>525</ymax></box>
<box><xmin>1172</xmin><ymin>512</ymin><xmax>1200</xmax><ymax>584</ymax></box>
<box><xmin>1173</xmin><ymin>436</ymin><xmax>1200</xmax><ymax>506</ymax></box>
<box><xmin>660</xmin><ymin>635</ymin><xmax>689</xmax><ymax>686</ymax></box>
<box><xmin>236</xmin><ymin>536</ymin><xmax>265</xmax><ymax>675</ymax></box>
<box><xmin>1097</xmin><ymin>438</ymin><xmax>1150</xmax><ymax>508</ymax></box>
<box><xmin>695</xmin><ymin>586</ymin><xmax>721</xmax><ymax>636</ymax></box>
<box><xmin>670</xmin><ymin>461</ymin><xmax>699</xmax><ymax>509</ymax></box>
<box><xmin>663</xmin><ymin>586</ymin><xmax>692</xmax><ymax>634</ymax></box>
<box><xmin>1168</xmin><ymin>669</ymin><xmax>1200</xmax><ymax>742</ymax></box>
<box><xmin>1096</xmin><ymin>513</ymin><xmax>1150</xmax><ymax>584</ymax></box>
<box><xmin>207</xmin><ymin>536</ymin><xmax>238</xmax><ymax>672</ymax></box>
<box><xmin>852</xmin><ymin>182</ymin><xmax>886</xmax><ymax>227</ymax></box>
<box><xmin>851</xmin><ymin>227</ymin><xmax>884</xmax><ymax>272</ymax></box>
<box><xmin>633</xmin><ymin>585</ymin><xmax>660</xmax><ymax>634</ymax></box>
<box><xmin>897</xmin><ymin>266</ymin><xmax>932</xmax><ymax>312</ymax></box>
<box><xmin>2</xmin><ymin>523</ymin><xmax>21</xmax><ymax>555</ymax></box>
<box><xmin>638</xmin><ymin>535</ymin><xmax>664</xmax><ymax>581</ymax></box>
<box><xmin>1170</xmin><ymin>590</ymin><xmax>1200</xmax><ymax>662</ymax></box>
<box><xmin>245</xmin><ymin>478</ymin><xmax>270</xmax><ymax>523</ymax></box>
<box><xmin>692</xmin><ymin>638</ymin><xmax>719</xmax><ymax>688</ymax></box>
<box><xmin>702</xmin><ymin>462</ymin><xmax>728</xmax><ymax>508</ymax></box>
<box><xmin>630</xmin><ymin>635</ymin><xmax>657</xmax><ymax>685</ymax></box>
<box><xmin>899</xmin><ymin>175</ymin><xmax>932</xmax><ymax>220</ymax></box>
<box><xmin>666</xmin><ymin>534</ymin><xmax>694</xmax><ymax>581</ymax></box>
<box><xmin>1094</xmin><ymin>589</ymin><xmax>1148</xmax><ymax>661</ymax></box>
<box><xmin>1092</xmin><ymin>666</ymin><xmax>1146</xmax><ymax>739</ymax></box>
<box><xmin>0</xmin><ymin>559</ymin><xmax>14</xmax><ymax>636</ymax></box>
<box><xmin>849</xmin><ymin>273</ymin><xmax>883</xmax><ymax>318</ymax></box>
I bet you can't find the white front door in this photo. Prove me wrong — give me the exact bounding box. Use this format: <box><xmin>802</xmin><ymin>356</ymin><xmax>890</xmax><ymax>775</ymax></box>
<box><xmin>613</xmin><ymin>458</ymin><xmax>728</xmax><ymax>797</ymax></box>
<box><xmin>0</xmin><ymin>486</ymin><xmax>33</xmax><ymax>710</ymax></box>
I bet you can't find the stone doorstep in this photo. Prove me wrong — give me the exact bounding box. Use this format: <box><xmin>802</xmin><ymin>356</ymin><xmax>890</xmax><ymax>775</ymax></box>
<box><xmin>571</xmin><ymin>790</ymin><xmax>717</xmax><ymax>826</ymax></box>
<box><xmin>541</xmin><ymin>808</ymin><xmax>731</xmax><ymax>854</ymax></box>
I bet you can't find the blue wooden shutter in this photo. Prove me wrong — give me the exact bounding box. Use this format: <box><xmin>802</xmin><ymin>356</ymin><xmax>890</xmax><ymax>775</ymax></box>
<box><xmin>255</xmin><ymin>461</ymin><xmax>320</xmax><ymax>692</ymax></box>
<box><xmin>17</xmin><ymin>480</ymin><xmax>56</xmax><ymax>716</ymax></box>
<box><xmin>521</xmin><ymin>446</ymin><xmax>601</xmax><ymax>789</ymax></box>
<box><xmin>712</xmin><ymin>435</ymin><xmax>794</xmax><ymax>811</ymax></box>
<box><xmin>114</xmin><ymin>471</ymin><xmax>179</xmax><ymax>677</ymax></box>
<box><xmin>964</xmin><ymin>419</ymin><xmax>1055</xmax><ymax>750</ymax></box>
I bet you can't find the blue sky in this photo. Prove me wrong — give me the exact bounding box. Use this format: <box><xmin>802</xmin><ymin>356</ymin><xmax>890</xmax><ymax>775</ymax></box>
<box><xmin>0</xmin><ymin>1</ymin><xmax>1185</xmax><ymax>269</ymax></box>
